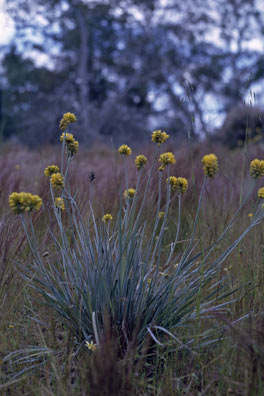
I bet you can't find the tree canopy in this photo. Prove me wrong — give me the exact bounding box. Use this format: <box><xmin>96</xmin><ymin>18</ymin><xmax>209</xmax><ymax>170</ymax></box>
<box><xmin>1</xmin><ymin>0</ymin><xmax>264</xmax><ymax>145</ymax></box>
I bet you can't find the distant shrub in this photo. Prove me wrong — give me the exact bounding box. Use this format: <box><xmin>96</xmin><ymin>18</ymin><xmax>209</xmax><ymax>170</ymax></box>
<box><xmin>220</xmin><ymin>106</ymin><xmax>264</xmax><ymax>149</ymax></box>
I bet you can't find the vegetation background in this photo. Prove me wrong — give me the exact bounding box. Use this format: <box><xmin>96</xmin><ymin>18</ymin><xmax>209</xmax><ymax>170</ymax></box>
<box><xmin>1</xmin><ymin>0</ymin><xmax>264</xmax><ymax>145</ymax></box>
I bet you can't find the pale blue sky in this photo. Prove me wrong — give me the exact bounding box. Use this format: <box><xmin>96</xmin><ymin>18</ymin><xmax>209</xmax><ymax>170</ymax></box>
<box><xmin>0</xmin><ymin>0</ymin><xmax>14</xmax><ymax>44</ymax></box>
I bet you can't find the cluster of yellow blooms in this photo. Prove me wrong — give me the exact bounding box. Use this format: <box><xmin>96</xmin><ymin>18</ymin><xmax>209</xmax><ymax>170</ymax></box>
<box><xmin>9</xmin><ymin>113</ymin><xmax>72</xmax><ymax>215</ymax></box>
<box><xmin>118</xmin><ymin>144</ymin><xmax>132</xmax><ymax>156</ymax></box>
<box><xmin>201</xmin><ymin>154</ymin><xmax>219</xmax><ymax>177</ymax></box>
<box><xmin>50</xmin><ymin>173</ymin><xmax>64</xmax><ymax>189</ymax></box>
<box><xmin>166</xmin><ymin>176</ymin><xmax>177</xmax><ymax>191</ymax></box>
<box><xmin>55</xmin><ymin>197</ymin><xmax>65</xmax><ymax>211</ymax></box>
<box><xmin>167</xmin><ymin>176</ymin><xmax>188</xmax><ymax>193</ymax></box>
<box><xmin>135</xmin><ymin>154</ymin><xmax>147</xmax><ymax>170</ymax></box>
<box><xmin>44</xmin><ymin>166</ymin><xmax>65</xmax><ymax>208</ymax></box>
<box><xmin>60</xmin><ymin>132</ymin><xmax>79</xmax><ymax>157</ymax></box>
<box><xmin>9</xmin><ymin>192</ymin><xmax>42</xmax><ymax>214</ymax></box>
<box><xmin>176</xmin><ymin>177</ymin><xmax>188</xmax><ymax>193</ymax></box>
<box><xmin>59</xmin><ymin>112</ymin><xmax>77</xmax><ymax>131</ymax></box>
<box><xmin>151</xmin><ymin>130</ymin><xmax>169</xmax><ymax>145</ymax></box>
<box><xmin>44</xmin><ymin>165</ymin><xmax>64</xmax><ymax>189</ymax></box>
<box><xmin>44</xmin><ymin>165</ymin><xmax>60</xmax><ymax>177</ymax></box>
<box><xmin>158</xmin><ymin>211</ymin><xmax>165</xmax><ymax>219</ymax></box>
<box><xmin>158</xmin><ymin>152</ymin><xmax>176</xmax><ymax>172</ymax></box>
<box><xmin>102</xmin><ymin>213</ymin><xmax>113</xmax><ymax>223</ymax></box>
<box><xmin>258</xmin><ymin>187</ymin><xmax>264</xmax><ymax>199</ymax></box>
<box><xmin>124</xmin><ymin>188</ymin><xmax>136</xmax><ymax>199</ymax></box>
<box><xmin>249</xmin><ymin>159</ymin><xmax>264</xmax><ymax>178</ymax></box>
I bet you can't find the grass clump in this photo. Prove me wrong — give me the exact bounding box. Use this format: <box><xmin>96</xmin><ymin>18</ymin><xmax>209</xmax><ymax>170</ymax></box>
<box><xmin>2</xmin><ymin>114</ymin><xmax>264</xmax><ymax>394</ymax></box>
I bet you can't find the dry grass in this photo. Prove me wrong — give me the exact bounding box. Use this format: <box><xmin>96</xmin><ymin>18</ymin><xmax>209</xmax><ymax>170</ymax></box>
<box><xmin>1</xmin><ymin>140</ymin><xmax>264</xmax><ymax>395</ymax></box>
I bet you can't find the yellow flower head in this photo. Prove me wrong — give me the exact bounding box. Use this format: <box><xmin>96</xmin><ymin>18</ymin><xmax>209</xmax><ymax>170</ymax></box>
<box><xmin>151</xmin><ymin>130</ymin><xmax>169</xmax><ymax>145</ymax></box>
<box><xmin>166</xmin><ymin>176</ymin><xmax>178</xmax><ymax>191</ymax></box>
<box><xmin>202</xmin><ymin>154</ymin><xmax>219</xmax><ymax>177</ymax></box>
<box><xmin>135</xmin><ymin>155</ymin><xmax>147</xmax><ymax>170</ymax></box>
<box><xmin>248</xmin><ymin>213</ymin><xmax>253</xmax><ymax>218</ymax></box>
<box><xmin>249</xmin><ymin>159</ymin><xmax>264</xmax><ymax>178</ymax></box>
<box><xmin>159</xmin><ymin>152</ymin><xmax>176</xmax><ymax>166</ymax></box>
<box><xmin>59</xmin><ymin>112</ymin><xmax>77</xmax><ymax>131</ymax></box>
<box><xmin>124</xmin><ymin>188</ymin><xmax>136</xmax><ymax>199</ymax></box>
<box><xmin>158</xmin><ymin>211</ymin><xmax>165</xmax><ymax>219</ymax></box>
<box><xmin>55</xmin><ymin>197</ymin><xmax>65</xmax><ymax>211</ymax></box>
<box><xmin>118</xmin><ymin>144</ymin><xmax>132</xmax><ymax>156</ymax></box>
<box><xmin>44</xmin><ymin>165</ymin><xmax>60</xmax><ymax>177</ymax></box>
<box><xmin>60</xmin><ymin>133</ymin><xmax>79</xmax><ymax>157</ymax></box>
<box><xmin>50</xmin><ymin>173</ymin><xmax>64</xmax><ymax>189</ymax></box>
<box><xmin>166</xmin><ymin>176</ymin><xmax>188</xmax><ymax>193</ymax></box>
<box><xmin>85</xmin><ymin>340</ymin><xmax>97</xmax><ymax>351</ymax></box>
<box><xmin>60</xmin><ymin>132</ymin><xmax>74</xmax><ymax>143</ymax></box>
<box><xmin>67</xmin><ymin>139</ymin><xmax>79</xmax><ymax>156</ymax></box>
<box><xmin>258</xmin><ymin>187</ymin><xmax>264</xmax><ymax>199</ymax></box>
<box><xmin>175</xmin><ymin>177</ymin><xmax>188</xmax><ymax>193</ymax></box>
<box><xmin>102</xmin><ymin>213</ymin><xmax>113</xmax><ymax>223</ymax></box>
<box><xmin>9</xmin><ymin>192</ymin><xmax>42</xmax><ymax>214</ymax></box>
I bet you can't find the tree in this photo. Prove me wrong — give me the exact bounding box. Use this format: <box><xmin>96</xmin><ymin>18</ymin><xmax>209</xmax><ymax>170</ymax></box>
<box><xmin>2</xmin><ymin>0</ymin><xmax>264</xmax><ymax>144</ymax></box>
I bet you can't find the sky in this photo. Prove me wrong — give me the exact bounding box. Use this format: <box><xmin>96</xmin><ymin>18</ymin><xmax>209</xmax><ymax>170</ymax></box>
<box><xmin>0</xmin><ymin>0</ymin><xmax>14</xmax><ymax>45</ymax></box>
<box><xmin>1</xmin><ymin>0</ymin><xmax>264</xmax><ymax>50</ymax></box>
<box><xmin>2</xmin><ymin>0</ymin><xmax>264</xmax><ymax>52</ymax></box>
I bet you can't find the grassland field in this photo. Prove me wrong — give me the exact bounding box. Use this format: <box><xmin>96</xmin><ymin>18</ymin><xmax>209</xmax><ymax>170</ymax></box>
<box><xmin>1</xmin><ymin>140</ymin><xmax>264</xmax><ymax>395</ymax></box>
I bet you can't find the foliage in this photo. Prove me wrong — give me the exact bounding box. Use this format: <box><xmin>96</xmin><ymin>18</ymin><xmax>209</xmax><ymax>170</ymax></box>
<box><xmin>2</xmin><ymin>0</ymin><xmax>264</xmax><ymax>143</ymax></box>
<box><xmin>219</xmin><ymin>106</ymin><xmax>264</xmax><ymax>149</ymax></box>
